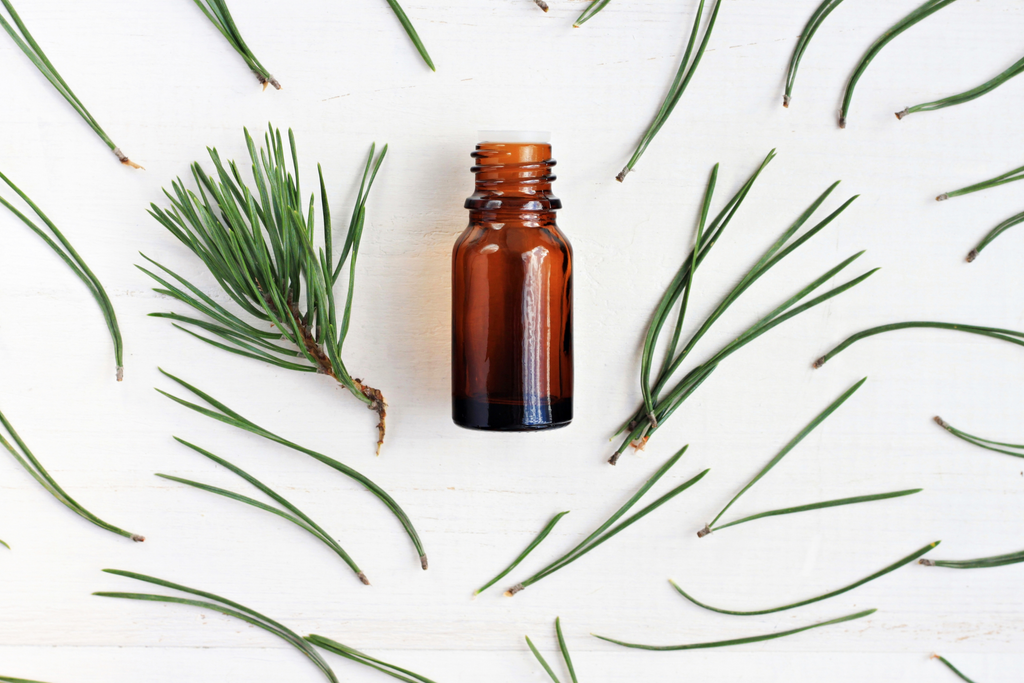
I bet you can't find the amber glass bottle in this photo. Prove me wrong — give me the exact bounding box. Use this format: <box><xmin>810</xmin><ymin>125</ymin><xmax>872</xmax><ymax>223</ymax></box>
<box><xmin>451</xmin><ymin>135</ymin><xmax>573</xmax><ymax>431</ymax></box>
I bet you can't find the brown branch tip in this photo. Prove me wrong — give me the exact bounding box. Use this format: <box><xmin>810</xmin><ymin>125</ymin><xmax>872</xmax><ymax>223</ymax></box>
<box><xmin>355</xmin><ymin>379</ymin><xmax>387</xmax><ymax>455</ymax></box>
<box><xmin>697</xmin><ymin>524</ymin><xmax>711</xmax><ymax>538</ymax></box>
<box><xmin>607</xmin><ymin>452</ymin><xmax>621</xmax><ymax>466</ymax></box>
<box><xmin>116</xmin><ymin>366</ymin><xmax>124</xmax><ymax>382</ymax></box>
<box><xmin>936</xmin><ymin>194</ymin><xmax>949</xmax><ymax>201</ymax></box>
<box><xmin>895</xmin><ymin>108</ymin><xmax>909</xmax><ymax>120</ymax></box>
<box><xmin>114</xmin><ymin>148</ymin><xmax>143</xmax><ymax>170</ymax></box>
<box><xmin>933</xmin><ymin>416</ymin><xmax>946</xmax><ymax>428</ymax></box>
<box><xmin>919</xmin><ymin>559</ymin><xmax>935</xmax><ymax>566</ymax></box>
<box><xmin>358</xmin><ymin>572</ymin><xmax>371</xmax><ymax>585</ymax></box>
<box><xmin>966</xmin><ymin>249</ymin><xmax>978</xmax><ymax>263</ymax></box>
<box><xmin>534</xmin><ymin>0</ymin><xmax>549</xmax><ymax>11</ymax></box>
<box><xmin>616</xmin><ymin>167</ymin><xmax>630</xmax><ymax>183</ymax></box>
<box><xmin>420</xmin><ymin>554</ymin><xmax>429</xmax><ymax>571</ymax></box>
<box><xmin>505</xmin><ymin>584</ymin><xmax>524</xmax><ymax>597</ymax></box>
<box><xmin>783</xmin><ymin>94</ymin><xmax>790</xmax><ymax>108</ymax></box>
<box><xmin>131</xmin><ymin>534</ymin><xmax>146</xmax><ymax>543</ymax></box>
<box><xmin>812</xmin><ymin>356</ymin><xmax>826</xmax><ymax>369</ymax></box>
<box><xmin>838</xmin><ymin>117</ymin><xmax>847</xmax><ymax>129</ymax></box>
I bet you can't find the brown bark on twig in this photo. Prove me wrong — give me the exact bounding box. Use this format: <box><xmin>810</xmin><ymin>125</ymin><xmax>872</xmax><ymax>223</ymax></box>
<box><xmin>114</xmin><ymin>148</ymin><xmax>143</xmax><ymax>169</ymax></box>
<box><xmin>534</xmin><ymin>0</ymin><xmax>550</xmax><ymax>11</ymax></box>
<box><xmin>697</xmin><ymin>524</ymin><xmax>711</xmax><ymax>538</ymax></box>
<box><xmin>505</xmin><ymin>583</ymin><xmax>525</xmax><ymax>597</ymax></box>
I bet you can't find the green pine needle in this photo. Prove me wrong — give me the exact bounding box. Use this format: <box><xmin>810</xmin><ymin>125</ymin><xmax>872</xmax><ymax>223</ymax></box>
<box><xmin>506</xmin><ymin>447</ymin><xmax>709</xmax><ymax>596</ymax></box>
<box><xmin>784</xmin><ymin>0</ymin><xmax>847</xmax><ymax>108</ymax></box>
<box><xmin>709</xmin><ymin>489</ymin><xmax>923</xmax><ymax>534</ymax></box>
<box><xmin>932</xmin><ymin>654</ymin><xmax>978</xmax><ymax>683</ymax></box>
<box><xmin>813</xmin><ymin>322</ymin><xmax>1024</xmax><ymax>369</ymax></box>
<box><xmin>156</xmin><ymin>368</ymin><xmax>427</xmax><ymax>570</ymax></box>
<box><xmin>142</xmin><ymin>125</ymin><xmax>389</xmax><ymax>453</ymax></box>
<box><xmin>192</xmin><ymin>0</ymin><xmax>280</xmax><ymax>89</ymax></box>
<box><xmin>898</xmin><ymin>54</ymin><xmax>1024</xmax><ymax>120</ymax></box>
<box><xmin>523</xmin><ymin>618</ymin><xmax>581</xmax><ymax>683</ymax></box>
<box><xmin>593</xmin><ymin>608</ymin><xmax>876</xmax><ymax>650</ymax></box>
<box><xmin>526</xmin><ymin>635</ymin><xmax>563</xmax><ymax>683</ymax></box>
<box><xmin>921</xmin><ymin>547</ymin><xmax>1024</xmax><ymax>570</ymax></box>
<box><xmin>384</xmin><ymin>0</ymin><xmax>435</xmax><ymax>71</ymax></box>
<box><xmin>0</xmin><ymin>0</ymin><xmax>139</xmax><ymax>166</ymax></box>
<box><xmin>95</xmin><ymin>569</ymin><xmax>338</xmax><ymax>683</ymax></box>
<box><xmin>574</xmin><ymin>0</ymin><xmax>612</xmax><ymax>27</ymax></box>
<box><xmin>701</xmin><ymin>378</ymin><xmax>867</xmax><ymax>535</ymax></box>
<box><xmin>0</xmin><ymin>539</ymin><xmax>8</xmax><ymax>550</ymax></box>
<box><xmin>305</xmin><ymin>634</ymin><xmax>440</xmax><ymax>683</ymax></box>
<box><xmin>0</xmin><ymin>677</ymin><xmax>55</xmax><ymax>683</ymax></box>
<box><xmin>0</xmin><ymin>409</ymin><xmax>142</xmax><ymax>542</ymax></box>
<box><xmin>617</xmin><ymin>0</ymin><xmax>721</xmax><ymax>181</ymax></box>
<box><xmin>967</xmin><ymin>210</ymin><xmax>1024</xmax><ymax>262</ymax></box>
<box><xmin>933</xmin><ymin>416</ymin><xmax>1024</xmax><ymax>460</ymax></box>
<box><xmin>839</xmin><ymin>0</ymin><xmax>961</xmax><ymax>128</ymax></box>
<box><xmin>611</xmin><ymin>152</ymin><xmax>871</xmax><ymax>464</ymax></box>
<box><xmin>0</xmin><ymin>171</ymin><xmax>124</xmax><ymax>380</ymax></box>
<box><xmin>158</xmin><ymin>438</ymin><xmax>368</xmax><ymax>584</ymax></box>
<box><xmin>672</xmin><ymin>541</ymin><xmax>939</xmax><ymax>615</ymax></box>
<box><xmin>475</xmin><ymin>511</ymin><xmax>569</xmax><ymax>595</ymax></box>
<box><xmin>936</xmin><ymin>163</ymin><xmax>1024</xmax><ymax>201</ymax></box>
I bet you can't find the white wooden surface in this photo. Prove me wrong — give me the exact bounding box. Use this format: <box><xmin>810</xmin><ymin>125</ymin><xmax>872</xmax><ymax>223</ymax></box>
<box><xmin>1</xmin><ymin>1</ymin><xmax>1023</xmax><ymax>681</ymax></box>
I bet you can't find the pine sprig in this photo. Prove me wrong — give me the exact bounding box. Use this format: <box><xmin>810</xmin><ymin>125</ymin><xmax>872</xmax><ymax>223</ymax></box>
<box><xmin>158</xmin><ymin>438</ymin><xmax>369</xmax><ymax>584</ymax></box>
<box><xmin>617</xmin><ymin>0</ymin><xmax>721</xmax><ymax>181</ymax></box>
<box><xmin>305</xmin><ymin>634</ymin><xmax>441</xmax><ymax>683</ymax></box>
<box><xmin>897</xmin><ymin>54</ymin><xmax>1024</xmax><ymax>120</ymax></box>
<box><xmin>784</xmin><ymin>0</ymin><xmax>847</xmax><ymax>108</ymax></box>
<box><xmin>192</xmin><ymin>0</ymin><xmax>280</xmax><ymax>89</ymax></box>
<box><xmin>0</xmin><ymin>0</ymin><xmax>140</xmax><ymax>167</ymax></box>
<box><xmin>933</xmin><ymin>416</ymin><xmax>1024</xmax><ymax>460</ymax></box>
<box><xmin>384</xmin><ymin>0</ymin><xmax>435</xmax><ymax>71</ymax></box>
<box><xmin>95</xmin><ymin>569</ymin><xmax>339</xmax><ymax>683</ymax></box>
<box><xmin>839</xmin><ymin>0</ymin><xmax>961</xmax><ymax>128</ymax></box>
<box><xmin>0</xmin><ymin>171</ymin><xmax>124</xmax><ymax>380</ymax></box>
<box><xmin>611</xmin><ymin>152</ymin><xmax>871</xmax><ymax>465</ymax></box>
<box><xmin>0</xmin><ymin>409</ymin><xmax>142</xmax><ymax>542</ymax></box>
<box><xmin>157</xmin><ymin>368</ymin><xmax>427</xmax><ymax>570</ymax></box>
<box><xmin>141</xmin><ymin>125</ymin><xmax>389</xmax><ymax>453</ymax></box>
<box><xmin>593</xmin><ymin>608</ymin><xmax>876</xmax><ymax>650</ymax></box>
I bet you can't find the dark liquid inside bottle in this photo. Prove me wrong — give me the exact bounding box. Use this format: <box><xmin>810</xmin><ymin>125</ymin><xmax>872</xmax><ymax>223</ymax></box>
<box><xmin>451</xmin><ymin>140</ymin><xmax>573</xmax><ymax>431</ymax></box>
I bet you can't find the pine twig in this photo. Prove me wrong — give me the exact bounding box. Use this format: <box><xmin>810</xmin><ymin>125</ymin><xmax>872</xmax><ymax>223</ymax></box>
<box><xmin>192</xmin><ymin>0</ymin><xmax>280</xmax><ymax>89</ymax></box>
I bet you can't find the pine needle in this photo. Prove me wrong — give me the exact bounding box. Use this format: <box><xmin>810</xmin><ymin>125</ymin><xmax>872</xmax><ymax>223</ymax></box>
<box><xmin>574</xmin><ymin>0</ymin><xmax>611</xmax><ymax>27</ymax></box>
<box><xmin>784</xmin><ymin>0</ymin><xmax>847</xmax><ymax>108</ymax></box>
<box><xmin>156</xmin><ymin>368</ymin><xmax>427</xmax><ymax>570</ymax></box>
<box><xmin>813</xmin><ymin>322</ymin><xmax>1024</xmax><ymax>368</ymax></box>
<box><xmin>898</xmin><ymin>54</ymin><xmax>1024</xmax><ymax>120</ymax></box>
<box><xmin>158</xmin><ymin>438</ymin><xmax>368</xmax><ymax>584</ymax></box>
<box><xmin>709</xmin><ymin>489</ymin><xmax>922</xmax><ymax>534</ymax></box>
<box><xmin>141</xmin><ymin>125</ymin><xmax>389</xmax><ymax>452</ymax></box>
<box><xmin>967</xmin><ymin>210</ymin><xmax>1024</xmax><ymax>262</ymax></box>
<box><xmin>672</xmin><ymin>541</ymin><xmax>939</xmax><ymax>615</ymax></box>
<box><xmin>0</xmin><ymin>0</ymin><xmax>140</xmax><ymax>166</ymax></box>
<box><xmin>593</xmin><ymin>608</ymin><xmax>876</xmax><ymax>650</ymax></box>
<box><xmin>0</xmin><ymin>677</ymin><xmax>54</xmax><ymax>683</ymax></box>
<box><xmin>936</xmin><ymin>163</ymin><xmax>1024</xmax><ymax>201</ymax></box>
<box><xmin>305</xmin><ymin>634</ymin><xmax>440</xmax><ymax>683</ymax></box>
<box><xmin>617</xmin><ymin>0</ymin><xmax>721</xmax><ymax>181</ymax></box>
<box><xmin>475</xmin><ymin>511</ymin><xmax>569</xmax><ymax>595</ymax></box>
<box><xmin>95</xmin><ymin>569</ymin><xmax>338</xmax><ymax>683</ymax></box>
<box><xmin>921</xmin><ymin>547</ymin><xmax>1024</xmax><ymax>570</ymax></box>
<box><xmin>0</xmin><ymin>409</ymin><xmax>142</xmax><ymax>542</ymax></box>
<box><xmin>0</xmin><ymin>171</ymin><xmax>124</xmax><ymax>380</ymax></box>
<box><xmin>192</xmin><ymin>0</ymin><xmax>280</xmax><ymax>89</ymax></box>
<box><xmin>0</xmin><ymin>539</ymin><xmax>8</xmax><ymax>550</ymax></box>
<box><xmin>384</xmin><ymin>0</ymin><xmax>435</xmax><ymax>71</ymax></box>
<box><xmin>932</xmin><ymin>654</ymin><xmax>978</xmax><ymax>683</ymax></box>
<box><xmin>839</xmin><ymin>0</ymin><xmax>961</xmax><ymax>128</ymax></box>
<box><xmin>933</xmin><ymin>416</ymin><xmax>1024</xmax><ymax>460</ymax></box>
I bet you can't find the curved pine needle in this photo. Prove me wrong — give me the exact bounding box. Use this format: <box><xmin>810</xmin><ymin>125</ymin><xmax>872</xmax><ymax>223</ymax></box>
<box><xmin>839</xmin><ymin>0</ymin><xmax>961</xmax><ymax>129</ymax></box>
<box><xmin>936</xmin><ymin>163</ymin><xmax>1024</xmax><ymax>201</ymax></box>
<box><xmin>921</xmin><ymin>548</ymin><xmax>1024</xmax><ymax>570</ymax></box>
<box><xmin>506</xmin><ymin>448</ymin><xmax>709</xmax><ymax>596</ymax></box>
<box><xmin>0</xmin><ymin>409</ymin><xmax>142</xmax><ymax>542</ymax></box>
<box><xmin>475</xmin><ymin>511</ymin><xmax>569</xmax><ymax>595</ymax></box>
<box><xmin>156</xmin><ymin>368</ymin><xmax>427</xmax><ymax>570</ymax></box>
<box><xmin>192</xmin><ymin>0</ymin><xmax>280</xmax><ymax>89</ymax></box>
<box><xmin>709</xmin><ymin>489</ymin><xmax>922</xmax><ymax>534</ymax></box>
<box><xmin>95</xmin><ymin>569</ymin><xmax>337</xmax><ymax>683</ymax></box>
<box><xmin>0</xmin><ymin>0</ymin><xmax>138</xmax><ymax>166</ymax></box>
<box><xmin>143</xmin><ymin>126</ymin><xmax>389</xmax><ymax>452</ymax></box>
<box><xmin>701</xmin><ymin>378</ymin><xmax>866</xmax><ymax>535</ymax></box>
<box><xmin>0</xmin><ymin>539</ymin><xmax>8</xmax><ymax>549</ymax></box>
<box><xmin>158</xmin><ymin>438</ymin><xmax>368</xmax><ymax>584</ymax></box>
<box><xmin>898</xmin><ymin>54</ymin><xmax>1024</xmax><ymax>120</ymax></box>
<box><xmin>384</xmin><ymin>0</ymin><xmax>435</xmax><ymax>71</ymax></box>
<box><xmin>933</xmin><ymin>416</ymin><xmax>1024</xmax><ymax>460</ymax></box>
<box><xmin>968</xmin><ymin>209</ymin><xmax>1024</xmax><ymax>262</ymax></box>
<box><xmin>813</xmin><ymin>322</ymin><xmax>1024</xmax><ymax>368</ymax></box>
<box><xmin>574</xmin><ymin>0</ymin><xmax>611</xmax><ymax>27</ymax></box>
<box><xmin>526</xmin><ymin>636</ymin><xmax>562</xmax><ymax>683</ymax></box>
<box><xmin>0</xmin><ymin>171</ymin><xmax>124</xmax><ymax>380</ymax></box>
<box><xmin>784</xmin><ymin>0</ymin><xmax>847</xmax><ymax>107</ymax></box>
<box><xmin>617</xmin><ymin>0</ymin><xmax>721</xmax><ymax>181</ymax></box>
<box><xmin>932</xmin><ymin>654</ymin><xmax>978</xmax><ymax>683</ymax></box>
<box><xmin>306</xmin><ymin>634</ymin><xmax>439</xmax><ymax>683</ymax></box>
<box><xmin>555</xmin><ymin>617</ymin><xmax>579</xmax><ymax>683</ymax></box>
<box><xmin>671</xmin><ymin>541</ymin><xmax>939</xmax><ymax>615</ymax></box>
<box><xmin>593</xmin><ymin>608</ymin><xmax>876</xmax><ymax>651</ymax></box>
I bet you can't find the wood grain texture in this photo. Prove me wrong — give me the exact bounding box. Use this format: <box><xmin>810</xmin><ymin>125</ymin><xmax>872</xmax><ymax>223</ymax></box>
<box><xmin>1</xmin><ymin>0</ymin><xmax>1022</xmax><ymax>680</ymax></box>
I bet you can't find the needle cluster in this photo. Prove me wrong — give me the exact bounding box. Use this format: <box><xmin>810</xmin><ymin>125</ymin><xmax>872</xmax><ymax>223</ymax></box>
<box><xmin>898</xmin><ymin>54</ymin><xmax>1024</xmax><ymax>120</ymax></box>
<box><xmin>192</xmin><ymin>0</ymin><xmax>280</xmax><ymax>89</ymax></box>
<box><xmin>933</xmin><ymin>416</ymin><xmax>1024</xmax><ymax>460</ymax></box>
<box><xmin>784</xmin><ymin>0</ymin><xmax>848</xmax><ymax>108</ymax></box>
<box><xmin>526</xmin><ymin>618</ymin><xmax>579</xmax><ymax>683</ymax></box>
<box><xmin>141</xmin><ymin>125</ymin><xmax>389</xmax><ymax>452</ymax></box>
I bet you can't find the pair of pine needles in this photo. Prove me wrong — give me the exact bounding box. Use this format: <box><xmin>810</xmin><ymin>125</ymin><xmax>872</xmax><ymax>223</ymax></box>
<box><xmin>157</xmin><ymin>369</ymin><xmax>428</xmax><ymax>570</ymax></box>
<box><xmin>0</xmin><ymin>409</ymin><xmax>142</xmax><ymax>542</ymax></box>
<box><xmin>697</xmin><ymin>378</ymin><xmax>922</xmax><ymax>537</ymax></box>
<box><xmin>141</xmin><ymin>126</ymin><xmax>389</xmax><ymax>453</ymax></box>
<box><xmin>611</xmin><ymin>150</ymin><xmax>871</xmax><ymax>465</ymax></box>
<box><xmin>474</xmin><ymin>446</ymin><xmax>708</xmax><ymax>597</ymax></box>
<box><xmin>0</xmin><ymin>172</ymin><xmax>124</xmax><ymax>380</ymax></box>
<box><xmin>95</xmin><ymin>570</ymin><xmax>438</xmax><ymax>683</ymax></box>
<box><xmin>527</xmin><ymin>618</ymin><xmax>579</xmax><ymax>683</ymax></box>
<box><xmin>934</xmin><ymin>416</ymin><xmax>1024</xmax><ymax>461</ymax></box>
<box><xmin>936</xmin><ymin>163</ymin><xmax>1024</xmax><ymax>262</ymax></box>
<box><xmin>617</xmin><ymin>0</ymin><xmax>720</xmax><ymax>181</ymax></box>
<box><xmin>0</xmin><ymin>0</ymin><xmax>138</xmax><ymax>166</ymax></box>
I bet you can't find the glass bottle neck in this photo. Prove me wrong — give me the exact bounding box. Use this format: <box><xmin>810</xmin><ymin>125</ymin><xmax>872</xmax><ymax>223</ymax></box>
<box><xmin>465</xmin><ymin>142</ymin><xmax>562</xmax><ymax>214</ymax></box>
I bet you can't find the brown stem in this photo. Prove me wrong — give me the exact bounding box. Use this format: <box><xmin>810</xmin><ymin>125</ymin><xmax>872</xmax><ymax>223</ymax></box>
<box><xmin>812</xmin><ymin>356</ymin><xmax>826</xmax><ymax>369</ymax></box>
<box><xmin>966</xmin><ymin>249</ymin><xmax>978</xmax><ymax>263</ymax></box>
<box><xmin>534</xmin><ymin>0</ymin><xmax>549</xmax><ymax>11</ymax></box>
<box><xmin>504</xmin><ymin>583</ymin><xmax>525</xmax><ymax>597</ymax></box>
<box><xmin>895</xmin><ymin>108</ymin><xmax>909</xmax><ymax>120</ymax></box>
<box><xmin>358</xmin><ymin>572</ymin><xmax>370</xmax><ymax>585</ymax></box>
<box><xmin>697</xmin><ymin>524</ymin><xmax>711</xmax><ymax>538</ymax></box>
<box><xmin>131</xmin><ymin>534</ymin><xmax>146</xmax><ymax>542</ymax></box>
<box><xmin>919</xmin><ymin>559</ymin><xmax>935</xmax><ymax>566</ymax></box>
<box><xmin>114</xmin><ymin>148</ymin><xmax>143</xmax><ymax>170</ymax></box>
<box><xmin>419</xmin><ymin>554</ymin><xmax>429</xmax><ymax>570</ymax></box>
<box><xmin>933</xmin><ymin>416</ymin><xmax>947</xmax><ymax>428</ymax></box>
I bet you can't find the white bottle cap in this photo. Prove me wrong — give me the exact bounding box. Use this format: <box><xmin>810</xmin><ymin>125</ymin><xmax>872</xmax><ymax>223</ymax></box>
<box><xmin>478</xmin><ymin>130</ymin><xmax>551</xmax><ymax>144</ymax></box>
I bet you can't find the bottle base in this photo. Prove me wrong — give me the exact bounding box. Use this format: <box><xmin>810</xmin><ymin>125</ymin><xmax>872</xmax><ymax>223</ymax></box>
<box><xmin>452</xmin><ymin>396</ymin><xmax>572</xmax><ymax>432</ymax></box>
